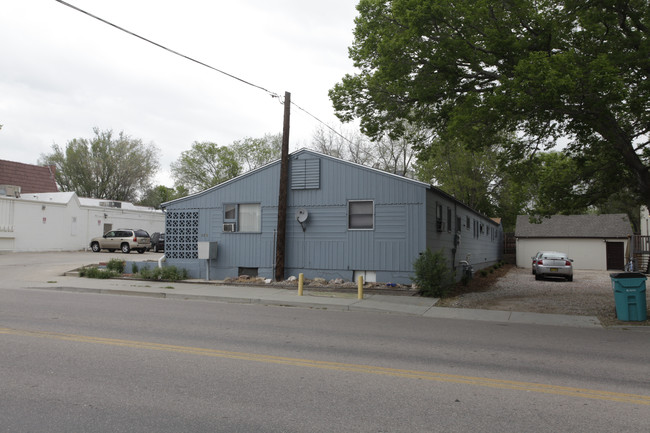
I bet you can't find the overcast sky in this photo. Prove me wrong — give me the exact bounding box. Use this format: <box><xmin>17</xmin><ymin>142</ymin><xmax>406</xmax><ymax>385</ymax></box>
<box><xmin>0</xmin><ymin>0</ymin><xmax>360</xmax><ymax>186</ymax></box>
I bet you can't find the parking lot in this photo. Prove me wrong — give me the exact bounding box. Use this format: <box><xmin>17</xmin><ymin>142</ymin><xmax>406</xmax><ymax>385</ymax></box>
<box><xmin>440</xmin><ymin>265</ymin><xmax>649</xmax><ymax>326</ymax></box>
<box><xmin>0</xmin><ymin>250</ymin><xmax>164</xmax><ymax>286</ymax></box>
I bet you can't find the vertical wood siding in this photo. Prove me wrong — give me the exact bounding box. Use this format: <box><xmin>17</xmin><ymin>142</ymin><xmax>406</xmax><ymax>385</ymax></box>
<box><xmin>163</xmin><ymin>150</ymin><xmax>501</xmax><ymax>283</ymax></box>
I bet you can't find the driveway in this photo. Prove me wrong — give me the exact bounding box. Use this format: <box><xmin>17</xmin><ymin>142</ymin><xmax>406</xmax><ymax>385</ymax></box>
<box><xmin>0</xmin><ymin>250</ymin><xmax>164</xmax><ymax>286</ymax></box>
<box><xmin>439</xmin><ymin>265</ymin><xmax>649</xmax><ymax>326</ymax></box>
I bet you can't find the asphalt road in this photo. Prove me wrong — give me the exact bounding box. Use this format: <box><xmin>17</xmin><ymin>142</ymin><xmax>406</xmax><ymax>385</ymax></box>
<box><xmin>1</xmin><ymin>252</ymin><xmax>649</xmax><ymax>432</ymax></box>
<box><xmin>1</xmin><ymin>283</ymin><xmax>649</xmax><ymax>433</ymax></box>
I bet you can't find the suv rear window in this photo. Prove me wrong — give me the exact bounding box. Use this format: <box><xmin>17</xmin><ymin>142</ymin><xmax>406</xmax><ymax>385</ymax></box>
<box><xmin>134</xmin><ymin>230</ymin><xmax>150</xmax><ymax>237</ymax></box>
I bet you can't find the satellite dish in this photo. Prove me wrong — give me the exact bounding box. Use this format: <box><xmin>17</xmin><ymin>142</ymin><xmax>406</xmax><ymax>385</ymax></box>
<box><xmin>296</xmin><ymin>208</ymin><xmax>309</xmax><ymax>223</ymax></box>
<box><xmin>296</xmin><ymin>208</ymin><xmax>309</xmax><ymax>232</ymax></box>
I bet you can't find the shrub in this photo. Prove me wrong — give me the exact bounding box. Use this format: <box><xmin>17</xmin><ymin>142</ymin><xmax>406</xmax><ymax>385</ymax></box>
<box><xmin>131</xmin><ymin>262</ymin><xmax>139</xmax><ymax>274</ymax></box>
<box><xmin>107</xmin><ymin>259</ymin><xmax>125</xmax><ymax>273</ymax></box>
<box><xmin>138</xmin><ymin>266</ymin><xmax>154</xmax><ymax>280</ymax></box>
<box><xmin>480</xmin><ymin>269</ymin><xmax>489</xmax><ymax>277</ymax></box>
<box><xmin>411</xmin><ymin>248</ymin><xmax>453</xmax><ymax>297</ymax></box>
<box><xmin>136</xmin><ymin>266</ymin><xmax>188</xmax><ymax>281</ymax></box>
<box><xmin>80</xmin><ymin>266</ymin><xmax>117</xmax><ymax>279</ymax></box>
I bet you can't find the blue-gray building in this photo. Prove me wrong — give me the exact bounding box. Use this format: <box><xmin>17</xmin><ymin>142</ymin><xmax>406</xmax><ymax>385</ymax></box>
<box><xmin>161</xmin><ymin>149</ymin><xmax>503</xmax><ymax>284</ymax></box>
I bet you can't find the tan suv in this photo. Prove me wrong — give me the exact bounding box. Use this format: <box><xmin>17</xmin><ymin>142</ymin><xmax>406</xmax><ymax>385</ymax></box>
<box><xmin>90</xmin><ymin>229</ymin><xmax>151</xmax><ymax>254</ymax></box>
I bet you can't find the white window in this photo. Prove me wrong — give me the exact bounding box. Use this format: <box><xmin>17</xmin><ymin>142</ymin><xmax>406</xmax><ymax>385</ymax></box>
<box><xmin>239</xmin><ymin>203</ymin><xmax>261</xmax><ymax>232</ymax></box>
<box><xmin>223</xmin><ymin>203</ymin><xmax>261</xmax><ymax>232</ymax></box>
<box><xmin>349</xmin><ymin>200</ymin><xmax>374</xmax><ymax>230</ymax></box>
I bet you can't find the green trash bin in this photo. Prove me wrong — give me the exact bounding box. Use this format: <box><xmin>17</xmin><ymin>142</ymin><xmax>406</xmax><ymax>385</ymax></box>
<box><xmin>610</xmin><ymin>273</ymin><xmax>647</xmax><ymax>321</ymax></box>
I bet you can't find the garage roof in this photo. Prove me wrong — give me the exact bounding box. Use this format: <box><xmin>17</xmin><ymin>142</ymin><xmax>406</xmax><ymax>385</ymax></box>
<box><xmin>515</xmin><ymin>214</ymin><xmax>633</xmax><ymax>238</ymax></box>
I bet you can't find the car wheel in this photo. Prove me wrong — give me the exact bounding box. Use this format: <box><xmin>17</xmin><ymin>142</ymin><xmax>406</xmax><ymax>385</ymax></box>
<box><xmin>91</xmin><ymin>242</ymin><xmax>101</xmax><ymax>253</ymax></box>
<box><xmin>121</xmin><ymin>243</ymin><xmax>131</xmax><ymax>254</ymax></box>
<box><xmin>138</xmin><ymin>249</ymin><xmax>145</xmax><ymax>254</ymax></box>
<box><xmin>535</xmin><ymin>274</ymin><xmax>541</xmax><ymax>281</ymax></box>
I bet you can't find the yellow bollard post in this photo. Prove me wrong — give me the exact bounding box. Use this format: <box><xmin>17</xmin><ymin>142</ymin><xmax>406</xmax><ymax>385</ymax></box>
<box><xmin>357</xmin><ymin>275</ymin><xmax>364</xmax><ymax>299</ymax></box>
<box><xmin>298</xmin><ymin>273</ymin><xmax>304</xmax><ymax>296</ymax></box>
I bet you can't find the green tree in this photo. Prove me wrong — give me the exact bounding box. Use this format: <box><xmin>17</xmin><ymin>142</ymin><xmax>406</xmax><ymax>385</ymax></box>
<box><xmin>232</xmin><ymin>133</ymin><xmax>282</xmax><ymax>172</ymax></box>
<box><xmin>170</xmin><ymin>142</ymin><xmax>241</xmax><ymax>193</ymax></box>
<box><xmin>138</xmin><ymin>185</ymin><xmax>187</xmax><ymax>209</ymax></box>
<box><xmin>39</xmin><ymin>128</ymin><xmax>159</xmax><ymax>202</ymax></box>
<box><xmin>416</xmin><ymin>139</ymin><xmax>501</xmax><ymax>216</ymax></box>
<box><xmin>330</xmin><ymin>0</ymin><xmax>650</xmax><ymax>211</ymax></box>
<box><xmin>526</xmin><ymin>150</ymin><xmax>640</xmax><ymax>229</ymax></box>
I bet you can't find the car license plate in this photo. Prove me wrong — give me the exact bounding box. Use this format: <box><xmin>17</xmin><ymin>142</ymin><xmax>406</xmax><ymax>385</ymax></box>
<box><xmin>550</xmin><ymin>268</ymin><xmax>558</xmax><ymax>272</ymax></box>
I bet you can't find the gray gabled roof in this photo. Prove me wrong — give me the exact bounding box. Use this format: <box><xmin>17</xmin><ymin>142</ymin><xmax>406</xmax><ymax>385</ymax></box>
<box><xmin>162</xmin><ymin>148</ymin><xmax>501</xmax><ymax>225</ymax></box>
<box><xmin>515</xmin><ymin>214</ymin><xmax>633</xmax><ymax>238</ymax></box>
<box><xmin>161</xmin><ymin>148</ymin><xmax>433</xmax><ymax>208</ymax></box>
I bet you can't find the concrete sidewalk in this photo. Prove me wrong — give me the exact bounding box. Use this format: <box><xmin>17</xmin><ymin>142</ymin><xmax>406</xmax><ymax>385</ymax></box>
<box><xmin>0</xmin><ymin>251</ymin><xmax>603</xmax><ymax>328</ymax></box>
<box><xmin>22</xmin><ymin>271</ymin><xmax>603</xmax><ymax>328</ymax></box>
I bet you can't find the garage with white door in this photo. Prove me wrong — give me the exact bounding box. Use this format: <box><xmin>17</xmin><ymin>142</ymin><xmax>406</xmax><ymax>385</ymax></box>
<box><xmin>515</xmin><ymin>214</ymin><xmax>634</xmax><ymax>271</ymax></box>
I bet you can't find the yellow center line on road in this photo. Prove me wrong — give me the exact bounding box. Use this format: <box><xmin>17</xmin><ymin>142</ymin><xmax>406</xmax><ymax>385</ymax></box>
<box><xmin>2</xmin><ymin>326</ymin><xmax>649</xmax><ymax>406</ymax></box>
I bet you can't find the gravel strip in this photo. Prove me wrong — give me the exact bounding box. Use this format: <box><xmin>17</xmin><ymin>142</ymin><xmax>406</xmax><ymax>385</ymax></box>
<box><xmin>439</xmin><ymin>266</ymin><xmax>649</xmax><ymax>327</ymax></box>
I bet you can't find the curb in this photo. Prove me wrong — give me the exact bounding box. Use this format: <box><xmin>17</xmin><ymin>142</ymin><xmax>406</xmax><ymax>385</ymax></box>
<box><xmin>24</xmin><ymin>285</ymin><xmax>608</xmax><ymax>328</ymax></box>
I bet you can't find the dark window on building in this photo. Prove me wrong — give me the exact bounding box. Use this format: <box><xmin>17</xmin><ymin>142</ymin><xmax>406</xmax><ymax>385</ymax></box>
<box><xmin>436</xmin><ymin>202</ymin><xmax>444</xmax><ymax>232</ymax></box>
<box><xmin>349</xmin><ymin>200</ymin><xmax>374</xmax><ymax>230</ymax></box>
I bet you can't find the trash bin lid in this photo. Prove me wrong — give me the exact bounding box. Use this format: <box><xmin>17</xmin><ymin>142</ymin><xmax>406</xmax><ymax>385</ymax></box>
<box><xmin>610</xmin><ymin>272</ymin><xmax>647</xmax><ymax>279</ymax></box>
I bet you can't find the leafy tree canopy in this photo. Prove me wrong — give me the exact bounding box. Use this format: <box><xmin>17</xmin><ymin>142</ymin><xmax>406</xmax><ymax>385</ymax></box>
<box><xmin>170</xmin><ymin>142</ymin><xmax>241</xmax><ymax>194</ymax></box>
<box><xmin>170</xmin><ymin>133</ymin><xmax>283</xmax><ymax>194</ymax></box>
<box><xmin>416</xmin><ymin>138</ymin><xmax>502</xmax><ymax>217</ymax></box>
<box><xmin>138</xmin><ymin>185</ymin><xmax>188</xmax><ymax>209</ymax></box>
<box><xmin>39</xmin><ymin>128</ymin><xmax>159</xmax><ymax>202</ymax></box>
<box><xmin>232</xmin><ymin>133</ymin><xmax>282</xmax><ymax>172</ymax></box>
<box><xmin>330</xmin><ymin>0</ymin><xmax>650</xmax><ymax>210</ymax></box>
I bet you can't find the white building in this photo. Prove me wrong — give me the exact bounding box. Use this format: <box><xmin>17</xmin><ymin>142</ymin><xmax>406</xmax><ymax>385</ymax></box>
<box><xmin>515</xmin><ymin>214</ymin><xmax>634</xmax><ymax>271</ymax></box>
<box><xmin>0</xmin><ymin>192</ymin><xmax>164</xmax><ymax>252</ymax></box>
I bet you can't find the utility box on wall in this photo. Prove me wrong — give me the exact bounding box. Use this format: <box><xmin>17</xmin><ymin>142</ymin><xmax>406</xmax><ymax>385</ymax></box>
<box><xmin>198</xmin><ymin>241</ymin><xmax>218</xmax><ymax>259</ymax></box>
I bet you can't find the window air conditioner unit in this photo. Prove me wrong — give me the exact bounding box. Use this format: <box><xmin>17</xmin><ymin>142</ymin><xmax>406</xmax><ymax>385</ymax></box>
<box><xmin>223</xmin><ymin>223</ymin><xmax>236</xmax><ymax>232</ymax></box>
<box><xmin>0</xmin><ymin>185</ymin><xmax>21</xmax><ymax>198</ymax></box>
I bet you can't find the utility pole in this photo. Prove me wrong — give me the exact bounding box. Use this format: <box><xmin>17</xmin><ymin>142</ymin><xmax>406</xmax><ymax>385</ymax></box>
<box><xmin>275</xmin><ymin>91</ymin><xmax>290</xmax><ymax>281</ymax></box>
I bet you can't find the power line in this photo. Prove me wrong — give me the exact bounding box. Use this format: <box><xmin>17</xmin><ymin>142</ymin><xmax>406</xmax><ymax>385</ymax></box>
<box><xmin>291</xmin><ymin>101</ymin><xmax>354</xmax><ymax>145</ymax></box>
<box><xmin>55</xmin><ymin>0</ymin><xmax>356</xmax><ymax>146</ymax></box>
<box><xmin>55</xmin><ymin>0</ymin><xmax>279</xmax><ymax>98</ymax></box>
